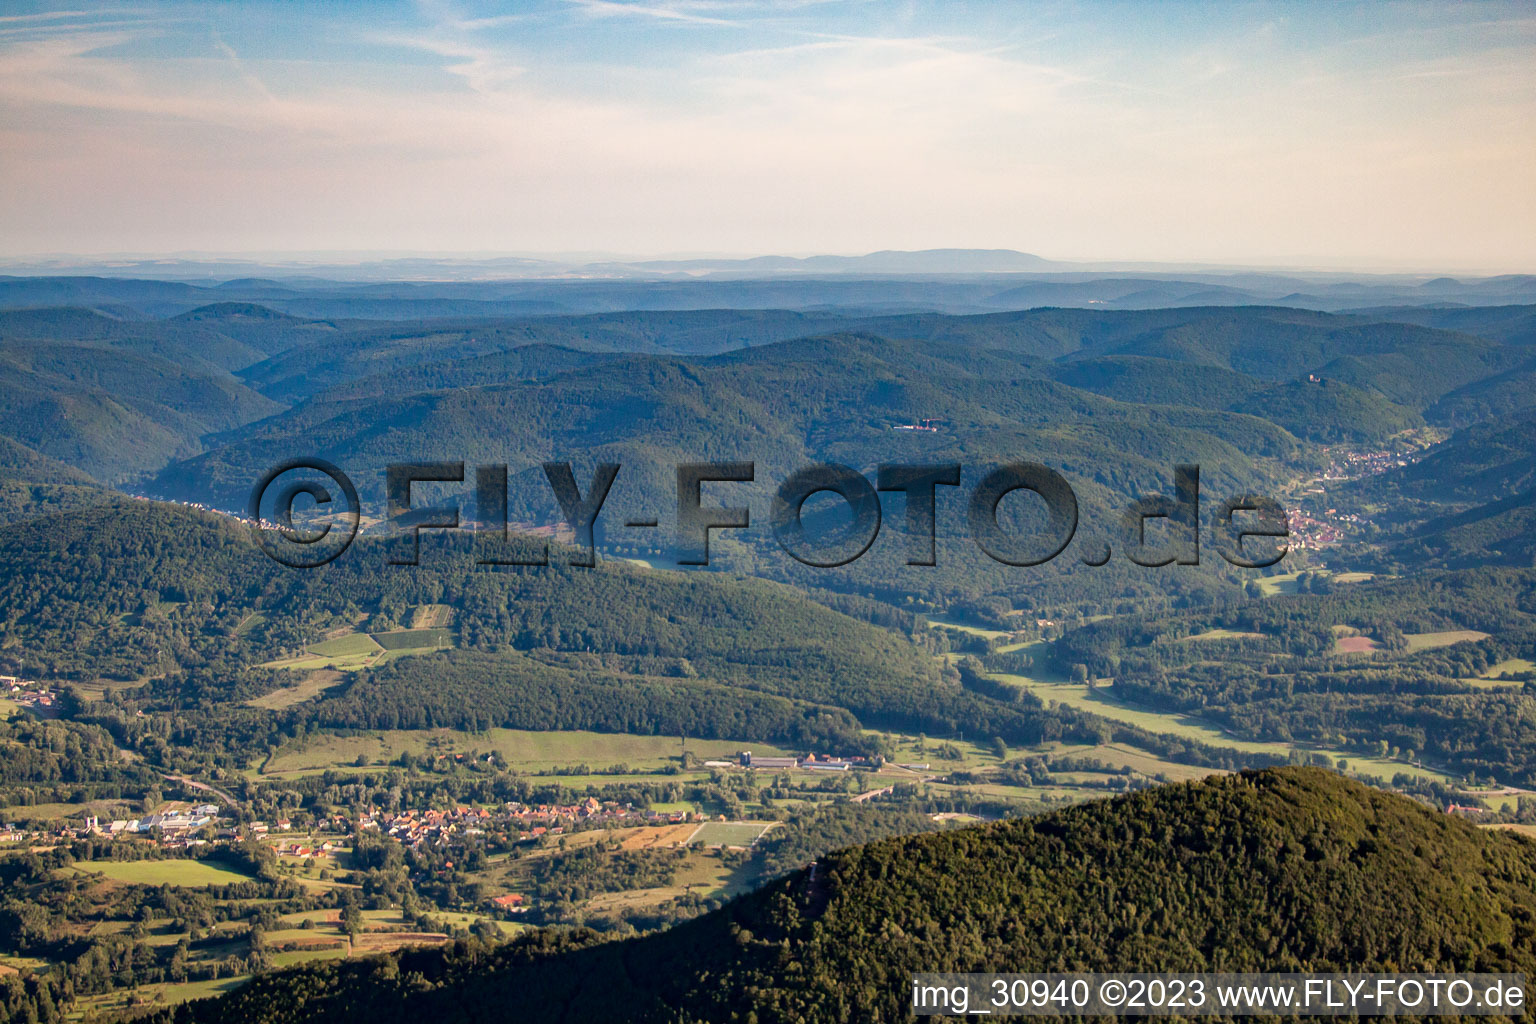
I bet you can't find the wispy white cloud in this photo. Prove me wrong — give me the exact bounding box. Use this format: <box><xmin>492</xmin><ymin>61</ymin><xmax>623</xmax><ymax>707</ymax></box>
<box><xmin>562</xmin><ymin>0</ymin><xmax>735</xmax><ymax>27</ymax></box>
<box><xmin>0</xmin><ymin>0</ymin><xmax>1530</xmax><ymax>269</ymax></box>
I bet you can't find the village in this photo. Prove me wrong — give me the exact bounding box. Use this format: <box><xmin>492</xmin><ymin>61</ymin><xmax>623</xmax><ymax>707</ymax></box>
<box><xmin>1284</xmin><ymin>437</ymin><xmax>1433</xmax><ymax>551</ymax></box>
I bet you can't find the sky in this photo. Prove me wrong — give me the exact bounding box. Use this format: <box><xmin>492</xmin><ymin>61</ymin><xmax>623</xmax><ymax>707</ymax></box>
<box><xmin>0</xmin><ymin>0</ymin><xmax>1532</xmax><ymax>272</ymax></box>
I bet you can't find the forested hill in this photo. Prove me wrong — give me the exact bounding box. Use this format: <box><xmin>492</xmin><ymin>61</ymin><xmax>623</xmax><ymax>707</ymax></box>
<box><xmin>0</xmin><ymin>499</ymin><xmax>1134</xmax><ymax>760</ymax></box>
<box><xmin>153</xmin><ymin>767</ymin><xmax>1536</xmax><ymax>1024</ymax></box>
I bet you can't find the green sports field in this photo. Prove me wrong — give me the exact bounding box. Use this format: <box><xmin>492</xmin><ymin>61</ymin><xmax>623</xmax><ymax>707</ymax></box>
<box><xmin>689</xmin><ymin>822</ymin><xmax>773</xmax><ymax>847</ymax></box>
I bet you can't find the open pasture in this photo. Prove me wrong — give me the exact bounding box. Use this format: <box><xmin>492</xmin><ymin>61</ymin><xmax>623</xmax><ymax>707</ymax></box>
<box><xmin>1403</xmin><ymin>629</ymin><xmax>1490</xmax><ymax>651</ymax></box>
<box><xmin>66</xmin><ymin>858</ymin><xmax>257</xmax><ymax>888</ymax></box>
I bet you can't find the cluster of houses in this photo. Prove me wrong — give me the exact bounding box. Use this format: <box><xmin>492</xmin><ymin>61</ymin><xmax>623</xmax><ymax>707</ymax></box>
<box><xmin>3</xmin><ymin>678</ymin><xmax>56</xmax><ymax>712</ymax></box>
<box><xmin>1286</xmin><ymin>506</ymin><xmax>1367</xmax><ymax>550</ymax></box>
<box><xmin>318</xmin><ymin>797</ymin><xmax>699</xmax><ymax>852</ymax></box>
<box><xmin>1320</xmin><ymin>445</ymin><xmax>1420</xmax><ymax>482</ymax></box>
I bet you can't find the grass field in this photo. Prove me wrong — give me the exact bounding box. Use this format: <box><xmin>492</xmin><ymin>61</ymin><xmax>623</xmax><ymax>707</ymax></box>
<box><xmin>1255</xmin><ymin>570</ymin><xmax>1375</xmax><ymax>596</ymax></box>
<box><xmin>372</xmin><ymin>628</ymin><xmax>452</xmax><ymax>651</ymax></box>
<box><xmin>984</xmin><ymin>668</ymin><xmax>1452</xmax><ymax>785</ymax></box>
<box><xmin>1403</xmin><ymin>629</ymin><xmax>1490</xmax><ymax>651</ymax></box>
<box><xmin>926</xmin><ymin>617</ymin><xmax>1014</xmax><ymax>640</ymax></box>
<box><xmin>3</xmin><ymin>798</ymin><xmax>136</xmax><ymax>823</ymax></box>
<box><xmin>309</xmin><ymin>633</ymin><xmax>384</xmax><ymax>658</ymax></box>
<box><xmin>583</xmin><ymin>848</ymin><xmax>753</xmax><ymax>916</ymax></box>
<box><xmin>689</xmin><ymin>822</ymin><xmax>773</xmax><ymax>847</ymax></box>
<box><xmin>0</xmin><ymin>697</ymin><xmax>18</xmax><ymax>719</ymax></box>
<box><xmin>76</xmin><ymin>976</ymin><xmax>250</xmax><ymax>1016</ymax></box>
<box><xmin>1476</xmin><ymin>658</ymin><xmax>1535</xmax><ymax>688</ymax></box>
<box><xmin>261</xmin><ymin>631</ymin><xmax>384</xmax><ymax>672</ymax></box>
<box><xmin>871</xmin><ymin>731</ymin><xmax>1007</xmax><ymax>770</ymax></box>
<box><xmin>68</xmin><ymin>858</ymin><xmax>257</xmax><ymax>887</ymax></box>
<box><xmin>246</xmin><ymin>668</ymin><xmax>347</xmax><ymax>709</ymax></box>
<box><xmin>0</xmin><ymin>955</ymin><xmax>49</xmax><ymax>975</ymax></box>
<box><xmin>255</xmin><ymin>728</ymin><xmax>792</xmax><ymax>778</ymax></box>
<box><xmin>1179</xmin><ymin>629</ymin><xmax>1266</xmax><ymax>642</ymax></box>
<box><xmin>1254</xmin><ymin>572</ymin><xmax>1302</xmax><ymax>596</ymax></box>
<box><xmin>1044</xmin><ymin>742</ymin><xmax>1223</xmax><ymax>783</ymax></box>
<box><xmin>648</xmin><ymin>801</ymin><xmax>697</xmax><ymax>814</ymax></box>
<box><xmin>270</xmin><ymin>947</ymin><xmax>348</xmax><ymax>968</ymax></box>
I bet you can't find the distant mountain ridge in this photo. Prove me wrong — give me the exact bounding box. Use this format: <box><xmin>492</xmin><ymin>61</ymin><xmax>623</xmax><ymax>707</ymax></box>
<box><xmin>3</xmin><ymin>261</ymin><xmax>1535</xmax><ymax>319</ymax></box>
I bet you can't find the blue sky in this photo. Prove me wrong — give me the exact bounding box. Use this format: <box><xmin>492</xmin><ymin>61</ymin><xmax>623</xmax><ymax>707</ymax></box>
<box><xmin>1</xmin><ymin>1</ymin><xmax>1532</xmax><ymax>270</ymax></box>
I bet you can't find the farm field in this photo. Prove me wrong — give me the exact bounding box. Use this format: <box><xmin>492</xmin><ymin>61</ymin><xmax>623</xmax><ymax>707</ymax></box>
<box><xmin>1179</xmin><ymin>629</ymin><xmax>1266</xmax><ymax>642</ymax></box>
<box><xmin>372</xmin><ymin>628</ymin><xmax>452</xmax><ymax>651</ymax></box>
<box><xmin>310</xmin><ymin>633</ymin><xmax>383</xmax><ymax>658</ymax></box>
<box><xmin>0</xmin><ymin>955</ymin><xmax>49</xmax><ymax>974</ymax></box>
<box><xmin>1403</xmin><ymin>629</ymin><xmax>1490</xmax><ymax>651</ymax></box>
<box><xmin>246</xmin><ymin>668</ymin><xmax>346</xmax><ymax>709</ymax></box>
<box><xmin>1334</xmin><ymin>635</ymin><xmax>1379</xmax><ymax>654</ymax></box>
<box><xmin>258</xmin><ymin>626</ymin><xmax>458</xmax><ymax>672</ymax></box>
<box><xmin>260</xmin><ymin>631</ymin><xmax>384</xmax><ymax>672</ymax></box>
<box><xmin>65</xmin><ymin>858</ymin><xmax>258</xmax><ymax>887</ymax></box>
<box><xmin>620</xmin><ymin>823</ymin><xmax>699</xmax><ymax>851</ymax></box>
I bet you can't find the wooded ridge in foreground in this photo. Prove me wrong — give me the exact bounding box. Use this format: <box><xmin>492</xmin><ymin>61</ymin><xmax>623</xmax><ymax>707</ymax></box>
<box><xmin>144</xmin><ymin>767</ymin><xmax>1536</xmax><ymax>1024</ymax></box>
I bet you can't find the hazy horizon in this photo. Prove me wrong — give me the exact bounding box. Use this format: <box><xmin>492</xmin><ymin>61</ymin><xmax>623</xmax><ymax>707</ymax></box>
<box><xmin>2</xmin><ymin>1</ymin><xmax>1533</xmax><ymax>271</ymax></box>
<box><xmin>0</xmin><ymin>247</ymin><xmax>1530</xmax><ymax>281</ymax></box>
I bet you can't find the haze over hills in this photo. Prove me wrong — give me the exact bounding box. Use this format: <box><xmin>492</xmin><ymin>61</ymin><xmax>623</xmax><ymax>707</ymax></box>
<box><xmin>129</xmin><ymin>304</ymin><xmax>1522</xmax><ymax>541</ymax></box>
<box><xmin>3</xmin><ymin>254</ymin><xmax>1535</xmax><ymax>319</ymax></box>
